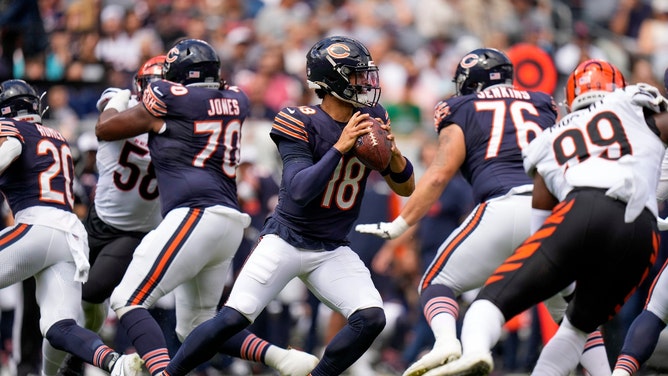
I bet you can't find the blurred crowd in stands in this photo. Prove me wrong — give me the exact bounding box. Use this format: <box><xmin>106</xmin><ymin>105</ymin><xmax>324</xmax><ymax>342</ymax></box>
<box><xmin>3</xmin><ymin>0</ymin><xmax>668</xmax><ymax>375</ymax></box>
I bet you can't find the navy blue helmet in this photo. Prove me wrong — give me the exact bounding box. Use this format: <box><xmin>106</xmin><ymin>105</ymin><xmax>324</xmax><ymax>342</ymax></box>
<box><xmin>0</xmin><ymin>79</ymin><xmax>41</xmax><ymax>118</ymax></box>
<box><xmin>164</xmin><ymin>39</ymin><xmax>221</xmax><ymax>88</ymax></box>
<box><xmin>453</xmin><ymin>48</ymin><xmax>514</xmax><ymax>96</ymax></box>
<box><xmin>306</xmin><ymin>36</ymin><xmax>381</xmax><ymax>107</ymax></box>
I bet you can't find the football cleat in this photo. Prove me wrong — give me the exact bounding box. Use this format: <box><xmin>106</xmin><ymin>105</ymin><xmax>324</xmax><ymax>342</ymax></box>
<box><xmin>402</xmin><ymin>338</ymin><xmax>462</xmax><ymax>376</ymax></box>
<box><xmin>421</xmin><ymin>352</ymin><xmax>493</xmax><ymax>376</ymax></box>
<box><xmin>110</xmin><ymin>353</ymin><xmax>144</xmax><ymax>376</ymax></box>
<box><xmin>272</xmin><ymin>348</ymin><xmax>320</xmax><ymax>376</ymax></box>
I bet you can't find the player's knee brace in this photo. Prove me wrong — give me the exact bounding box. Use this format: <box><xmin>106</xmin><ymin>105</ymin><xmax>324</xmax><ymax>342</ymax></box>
<box><xmin>349</xmin><ymin>306</ymin><xmax>386</xmax><ymax>338</ymax></box>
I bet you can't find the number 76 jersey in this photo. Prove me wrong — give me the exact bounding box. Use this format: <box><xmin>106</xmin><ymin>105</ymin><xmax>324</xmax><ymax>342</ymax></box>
<box><xmin>434</xmin><ymin>87</ymin><xmax>557</xmax><ymax>203</ymax></box>
<box><xmin>523</xmin><ymin>84</ymin><xmax>666</xmax><ymax>220</ymax></box>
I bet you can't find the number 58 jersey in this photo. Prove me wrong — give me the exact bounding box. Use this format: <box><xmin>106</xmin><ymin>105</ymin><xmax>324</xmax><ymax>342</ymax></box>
<box><xmin>523</xmin><ymin>84</ymin><xmax>667</xmax><ymax>220</ymax></box>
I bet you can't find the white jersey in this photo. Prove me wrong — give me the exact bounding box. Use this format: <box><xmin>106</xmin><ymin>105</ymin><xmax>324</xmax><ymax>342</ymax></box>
<box><xmin>523</xmin><ymin>84</ymin><xmax>666</xmax><ymax>222</ymax></box>
<box><xmin>94</xmin><ymin>98</ymin><xmax>161</xmax><ymax>231</ymax></box>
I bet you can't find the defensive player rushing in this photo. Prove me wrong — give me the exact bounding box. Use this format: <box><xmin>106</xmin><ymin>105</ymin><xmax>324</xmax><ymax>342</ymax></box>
<box><xmin>422</xmin><ymin>60</ymin><xmax>668</xmax><ymax>376</ymax></box>
<box><xmin>58</xmin><ymin>56</ymin><xmax>165</xmax><ymax>376</ymax></box>
<box><xmin>156</xmin><ymin>35</ymin><xmax>415</xmax><ymax>376</ymax></box>
<box><xmin>96</xmin><ymin>39</ymin><xmax>319</xmax><ymax>376</ymax></box>
<box><xmin>610</xmin><ymin>73</ymin><xmax>668</xmax><ymax>376</ymax></box>
<box><xmin>0</xmin><ymin>79</ymin><xmax>143</xmax><ymax>376</ymax></box>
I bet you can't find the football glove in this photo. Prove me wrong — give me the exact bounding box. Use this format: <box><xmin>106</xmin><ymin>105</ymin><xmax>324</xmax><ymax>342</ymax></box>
<box><xmin>104</xmin><ymin>89</ymin><xmax>131</xmax><ymax>113</ymax></box>
<box><xmin>658</xmin><ymin>216</ymin><xmax>668</xmax><ymax>231</ymax></box>
<box><xmin>634</xmin><ymin>83</ymin><xmax>668</xmax><ymax>113</ymax></box>
<box><xmin>355</xmin><ymin>216</ymin><xmax>409</xmax><ymax>239</ymax></box>
<box><xmin>96</xmin><ymin>87</ymin><xmax>122</xmax><ymax>112</ymax></box>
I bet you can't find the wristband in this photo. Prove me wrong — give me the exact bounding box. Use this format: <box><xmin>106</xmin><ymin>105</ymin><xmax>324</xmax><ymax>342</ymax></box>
<box><xmin>380</xmin><ymin>164</ymin><xmax>392</xmax><ymax>176</ymax></box>
<box><xmin>390</xmin><ymin>157</ymin><xmax>413</xmax><ymax>183</ymax></box>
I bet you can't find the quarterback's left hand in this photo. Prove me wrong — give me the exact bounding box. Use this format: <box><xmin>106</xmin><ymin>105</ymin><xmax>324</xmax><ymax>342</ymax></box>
<box><xmin>355</xmin><ymin>216</ymin><xmax>409</xmax><ymax>239</ymax></box>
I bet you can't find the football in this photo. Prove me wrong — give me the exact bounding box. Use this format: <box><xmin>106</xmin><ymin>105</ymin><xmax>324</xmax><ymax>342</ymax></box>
<box><xmin>352</xmin><ymin>117</ymin><xmax>392</xmax><ymax>171</ymax></box>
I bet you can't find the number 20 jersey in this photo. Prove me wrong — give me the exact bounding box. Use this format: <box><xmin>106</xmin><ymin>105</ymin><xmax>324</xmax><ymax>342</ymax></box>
<box><xmin>434</xmin><ymin>87</ymin><xmax>557</xmax><ymax>203</ymax></box>
<box><xmin>0</xmin><ymin>119</ymin><xmax>73</xmax><ymax>214</ymax></box>
<box><xmin>143</xmin><ymin>80</ymin><xmax>250</xmax><ymax>216</ymax></box>
<box><xmin>523</xmin><ymin>85</ymin><xmax>666</xmax><ymax>218</ymax></box>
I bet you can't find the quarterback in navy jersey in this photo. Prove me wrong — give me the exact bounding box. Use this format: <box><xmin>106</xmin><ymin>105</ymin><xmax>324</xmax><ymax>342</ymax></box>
<box><xmin>358</xmin><ymin>48</ymin><xmax>609</xmax><ymax>376</ymax></box>
<box><xmin>161</xmin><ymin>36</ymin><xmax>415</xmax><ymax>376</ymax></box>
<box><xmin>96</xmin><ymin>39</ymin><xmax>319</xmax><ymax>376</ymax></box>
<box><xmin>0</xmin><ymin>79</ymin><xmax>144</xmax><ymax>376</ymax></box>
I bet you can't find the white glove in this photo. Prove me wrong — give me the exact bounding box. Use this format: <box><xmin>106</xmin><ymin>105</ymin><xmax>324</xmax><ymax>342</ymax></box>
<box><xmin>96</xmin><ymin>87</ymin><xmax>122</xmax><ymax>112</ymax></box>
<box><xmin>634</xmin><ymin>83</ymin><xmax>668</xmax><ymax>113</ymax></box>
<box><xmin>658</xmin><ymin>216</ymin><xmax>668</xmax><ymax>231</ymax></box>
<box><xmin>355</xmin><ymin>216</ymin><xmax>409</xmax><ymax>239</ymax></box>
<box><xmin>104</xmin><ymin>89</ymin><xmax>131</xmax><ymax>113</ymax></box>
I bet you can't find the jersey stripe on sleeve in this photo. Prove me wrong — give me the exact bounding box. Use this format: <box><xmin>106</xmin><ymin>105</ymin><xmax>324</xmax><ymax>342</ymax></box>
<box><xmin>272</xmin><ymin>110</ymin><xmax>309</xmax><ymax>142</ymax></box>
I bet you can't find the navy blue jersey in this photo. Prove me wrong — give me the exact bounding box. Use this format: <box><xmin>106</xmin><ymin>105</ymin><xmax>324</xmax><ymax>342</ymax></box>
<box><xmin>143</xmin><ymin>80</ymin><xmax>249</xmax><ymax>215</ymax></box>
<box><xmin>0</xmin><ymin>119</ymin><xmax>74</xmax><ymax>213</ymax></box>
<box><xmin>434</xmin><ymin>86</ymin><xmax>557</xmax><ymax>203</ymax></box>
<box><xmin>264</xmin><ymin>104</ymin><xmax>389</xmax><ymax>250</ymax></box>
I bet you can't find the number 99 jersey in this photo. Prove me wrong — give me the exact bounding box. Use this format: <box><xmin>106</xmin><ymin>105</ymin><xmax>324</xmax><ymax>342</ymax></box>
<box><xmin>523</xmin><ymin>84</ymin><xmax>666</xmax><ymax>220</ymax></box>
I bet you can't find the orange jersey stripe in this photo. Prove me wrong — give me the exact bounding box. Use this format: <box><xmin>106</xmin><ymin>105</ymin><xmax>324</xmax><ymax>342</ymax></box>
<box><xmin>129</xmin><ymin>209</ymin><xmax>202</xmax><ymax>305</ymax></box>
<box><xmin>421</xmin><ymin>203</ymin><xmax>487</xmax><ymax>290</ymax></box>
<box><xmin>0</xmin><ymin>224</ymin><xmax>29</xmax><ymax>247</ymax></box>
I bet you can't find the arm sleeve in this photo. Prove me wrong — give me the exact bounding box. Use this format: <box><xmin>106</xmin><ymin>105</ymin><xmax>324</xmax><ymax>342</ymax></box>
<box><xmin>277</xmin><ymin>139</ymin><xmax>343</xmax><ymax>206</ymax></box>
<box><xmin>0</xmin><ymin>137</ymin><xmax>23</xmax><ymax>174</ymax></box>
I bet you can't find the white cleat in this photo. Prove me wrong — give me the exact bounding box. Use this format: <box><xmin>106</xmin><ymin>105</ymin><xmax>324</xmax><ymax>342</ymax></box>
<box><xmin>422</xmin><ymin>352</ymin><xmax>493</xmax><ymax>376</ymax></box>
<box><xmin>402</xmin><ymin>339</ymin><xmax>462</xmax><ymax>376</ymax></box>
<box><xmin>274</xmin><ymin>348</ymin><xmax>320</xmax><ymax>376</ymax></box>
<box><xmin>110</xmin><ymin>353</ymin><xmax>145</xmax><ymax>376</ymax></box>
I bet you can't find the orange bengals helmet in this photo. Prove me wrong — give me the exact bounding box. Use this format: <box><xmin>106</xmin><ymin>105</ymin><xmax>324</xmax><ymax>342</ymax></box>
<box><xmin>565</xmin><ymin>59</ymin><xmax>626</xmax><ymax>112</ymax></box>
<box><xmin>135</xmin><ymin>55</ymin><xmax>166</xmax><ymax>101</ymax></box>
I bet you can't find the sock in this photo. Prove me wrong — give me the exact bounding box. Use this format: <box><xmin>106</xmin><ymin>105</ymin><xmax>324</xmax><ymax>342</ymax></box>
<box><xmin>532</xmin><ymin>316</ymin><xmax>586</xmax><ymax>375</ymax></box>
<box><xmin>580</xmin><ymin>329</ymin><xmax>611</xmax><ymax>376</ymax></box>
<box><xmin>219</xmin><ymin>330</ymin><xmax>269</xmax><ymax>364</ymax></box>
<box><xmin>460</xmin><ymin>300</ymin><xmax>505</xmax><ymax>355</ymax></box>
<box><xmin>119</xmin><ymin>308</ymin><xmax>169</xmax><ymax>375</ymax></box>
<box><xmin>419</xmin><ymin>284</ymin><xmax>459</xmax><ymax>342</ymax></box>
<box><xmin>44</xmin><ymin>318</ymin><xmax>115</xmax><ymax>371</ymax></box>
<box><xmin>614</xmin><ymin>310</ymin><xmax>666</xmax><ymax>375</ymax></box>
